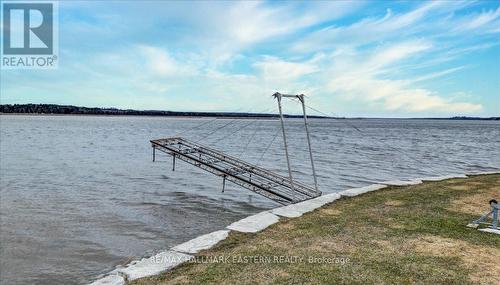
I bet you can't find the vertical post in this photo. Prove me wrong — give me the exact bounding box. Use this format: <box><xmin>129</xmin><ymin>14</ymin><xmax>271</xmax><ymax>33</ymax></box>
<box><xmin>298</xmin><ymin>95</ymin><xmax>319</xmax><ymax>193</ymax></box>
<box><xmin>274</xmin><ymin>92</ymin><xmax>295</xmax><ymax>191</ymax></box>
<box><xmin>222</xmin><ymin>175</ymin><xmax>226</xmax><ymax>193</ymax></box>
<box><xmin>172</xmin><ymin>154</ymin><xmax>176</xmax><ymax>171</ymax></box>
<box><xmin>492</xmin><ymin>203</ymin><xmax>498</xmax><ymax>229</ymax></box>
<box><xmin>152</xmin><ymin>145</ymin><xmax>156</xmax><ymax>162</ymax></box>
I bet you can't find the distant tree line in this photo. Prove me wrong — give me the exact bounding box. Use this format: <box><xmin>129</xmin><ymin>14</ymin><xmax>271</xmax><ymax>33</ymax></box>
<box><xmin>0</xmin><ymin>104</ymin><xmax>328</xmax><ymax>118</ymax></box>
<box><xmin>447</xmin><ymin>116</ymin><xmax>500</xmax><ymax>120</ymax></box>
<box><xmin>1</xmin><ymin>104</ymin><xmax>497</xmax><ymax>120</ymax></box>
<box><xmin>410</xmin><ymin>116</ymin><xmax>499</xmax><ymax>120</ymax></box>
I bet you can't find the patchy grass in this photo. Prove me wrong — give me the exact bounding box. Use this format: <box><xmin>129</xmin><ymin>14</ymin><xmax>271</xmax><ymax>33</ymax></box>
<box><xmin>132</xmin><ymin>174</ymin><xmax>500</xmax><ymax>285</ymax></box>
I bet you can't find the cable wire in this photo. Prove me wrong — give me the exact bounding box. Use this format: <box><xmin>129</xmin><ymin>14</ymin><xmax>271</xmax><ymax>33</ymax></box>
<box><xmin>255</xmin><ymin>126</ymin><xmax>281</xmax><ymax>167</ymax></box>
<box><xmin>291</xmin><ymin>97</ymin><xmax>428</xmax><ymax>166</ymax></box>
<box><xmin>208</xmin><ymin>107</ymin><xmax>275</xmax><ymax>144</ymax></box>
<box><xmin>238</xmin><ymin>118</ymin><xmax>265</xmax><ymax>159</ymax></box>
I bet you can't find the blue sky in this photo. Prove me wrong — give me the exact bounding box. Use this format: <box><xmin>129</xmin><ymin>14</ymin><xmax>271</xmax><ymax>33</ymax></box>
<box><xmin>1</xmin><ymin>0</ymin><xmax>499</xmax><ymax>117</ymax></box>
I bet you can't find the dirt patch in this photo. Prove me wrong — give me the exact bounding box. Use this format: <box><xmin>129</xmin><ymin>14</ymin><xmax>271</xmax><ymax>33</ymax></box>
<box><xmin>388</xmin><ymin>223</ymin><xmax>405</xmax><ymax>230</ymax></box>
<box><xmin>370</xmin><ymin>239</ymin><xmax>400</xmax><ymax>254</ymax></box>
<box><xmin>321</xmin><ymin>207</ymin><xmax>343</xmax><ymax>216</ymax></box>
<box><xmin>168</xmin><ymin>275</ymin><xmax>189</xmax><ymax>284</ymax></box>
<box><xmin>447</xmin><ymin>180</ymin><xmax>489</xmax><ymax>191</ymax></box>
<box><xmin>278</xmin><ymin>221</ymin><xmax>297</xmax><ymax>231</ymax></box>
<box><xmin>312</xmin><ymin>239</ymin><xmax>351</xmax><ymax>253</ymax></box>
<box><xmin>448</xmin><ymin>186</ymin><xmax>500</xmax><ymax>215</ymax></box>
<box><xmin>464</xmin><ymin>181</ymin><xmax>485</xmax><ymax>186</ymax></box>
<box><xmin>384</xmin><ymin>200</ymin><xmax>404</xmax><ymax>206</ymax></box>
<box><xmin>449</xmin><ymin>185</ymin><xmax>471</xmax><ymax>191</ymax></box>
<box><xmin>413</xmin><ymin>235</ymin><xmax>500</xmax><ymax>284</ymax></box>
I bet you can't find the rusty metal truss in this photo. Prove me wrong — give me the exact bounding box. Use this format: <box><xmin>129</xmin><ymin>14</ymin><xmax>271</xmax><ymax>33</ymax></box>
<box><xmin>151</xmin><ymin>137</ymin><xmax>320</xmax><ymax>205</ymax></box>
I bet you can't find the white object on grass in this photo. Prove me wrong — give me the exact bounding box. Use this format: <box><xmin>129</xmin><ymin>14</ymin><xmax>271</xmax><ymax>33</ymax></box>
<box><xmin>339</xmin><ymin>184</ymin><xmax>387</xmax><ymax>197</ymax></box>
<box><xmin>172</xmin><ymin>230</ymin><xmax>230</xmax><ymax>254</ymax></box>
<box><xmin>467</xmin><ymin>171</ymin><xmax>500</xmax><ymax>176</ymax></box>
<box><xmin>88</xmin><ymin>274</ymin><xmax>125</xmax><ymax>285</ymax></box>
<box><xmin>114</xmin><ymin>250</ymin><xmax>192</xmax><ymax>281</ymax></box>
<box><xmin>272</xmin><ymin>193</ymin><xmax>341</xmax><ymax>218</ymax></box>
<box><xmin>478</xmin><ymin>228</ymin><xmax>500</xmax><ymax>235</ymax></box>
<box><xmin>419</xmin><ymin>174</ymin><xmax>467</xmax><ymax>181</ymax></box>
<box><xmin>381</xmin><ymin>179</ymin><xmax>422</xmax><ymax>186</ymax></box>
<box><xmin>227</xmin><ymin>211</ymin><xmax>279</xmax><ymax>233</ymax></box>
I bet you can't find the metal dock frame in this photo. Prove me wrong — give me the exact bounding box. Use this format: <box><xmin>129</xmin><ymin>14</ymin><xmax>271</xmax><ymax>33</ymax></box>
<box><xmin>151</xmin><ymin>137</ymin><xmax>321</xmax><ymax>205</ymax></box>
<box><xmin>273</xmin><ymin>92</ymin><xmax>320</xmax><ymax>194</ymax></box>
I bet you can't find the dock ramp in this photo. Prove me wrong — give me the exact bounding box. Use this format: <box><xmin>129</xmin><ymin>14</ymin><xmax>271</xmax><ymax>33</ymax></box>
<box><xmin>151</xmin><ymin>137</ymin><xmax>320</xmax><ymax>205</ymax></box>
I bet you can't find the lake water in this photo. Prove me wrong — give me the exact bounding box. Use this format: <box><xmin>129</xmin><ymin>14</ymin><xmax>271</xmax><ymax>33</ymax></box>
<box><xmin>0</xmin><ymin>115</ymin><xmax>499</xmax><ymax>285</ymax></box>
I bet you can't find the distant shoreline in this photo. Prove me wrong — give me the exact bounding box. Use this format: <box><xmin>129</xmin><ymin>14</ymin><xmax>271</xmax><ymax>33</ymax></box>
<box><xmin>0</xmin><ymin>113</ymin><xmax>283</xmax><ymax>120</ymax></box>
<box><xmin>0</xmin><ymin>104</ymin><xmax>325</xmax><ymax>119</ymax></box>
<box><xmin>0</xmin><ymin>104</ymin><xmax>498</xmax><ymax>120</ymax></box>
<box><xmin>1</xmin><ymin>113</ymin><xmax>499</xmax><ymax>121</ymax></box>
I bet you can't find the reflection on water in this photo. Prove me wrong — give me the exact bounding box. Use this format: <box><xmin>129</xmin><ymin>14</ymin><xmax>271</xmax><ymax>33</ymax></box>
<box><xmin>0</xmin><ymin>115</ymin><xmax>499</xmax><ymax>284</ymax></box>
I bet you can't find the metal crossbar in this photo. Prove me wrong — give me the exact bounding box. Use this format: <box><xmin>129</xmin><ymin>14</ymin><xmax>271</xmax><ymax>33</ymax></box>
<box><xmin>151</xmin><ymin>137</ymin><xmax>321</xmax><ymax>205</ymax></box>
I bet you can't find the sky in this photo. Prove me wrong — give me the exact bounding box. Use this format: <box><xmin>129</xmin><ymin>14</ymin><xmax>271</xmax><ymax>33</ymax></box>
<box><xmin>1</xmin><ymin>0</ymin><xmax>499</xmax><ymax>117</ymax></box>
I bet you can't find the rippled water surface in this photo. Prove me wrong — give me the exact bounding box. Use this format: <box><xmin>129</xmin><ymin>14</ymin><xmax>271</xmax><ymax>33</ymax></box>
<box><xmin>1</xmin><ymin>115</ymin><xmax>499</xmax><ymax>284</ymax></box>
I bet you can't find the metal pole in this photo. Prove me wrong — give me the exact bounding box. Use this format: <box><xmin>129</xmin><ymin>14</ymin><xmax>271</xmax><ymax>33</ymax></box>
<box><xmin>274</xmin><ymin>92</ymin><xmax>295</xmax><ymax>191</ymax></box>
<box><xmin>152</xmin><ymin>145</ymin><xmax>156</xmax><ymax>162</ymax></box>
<box><xmin>493</xmin><ymin>203</ymin><xmax>498</xmax><ymax>229</ymax></box>
<box><xmin>222</xmin><ymin>175</ymin><xmax>226</xmax><ymax>193</ymax></box>
<box><xmin>172</xmin><ymin>154</ymin><xmax>176</xmax><ymax>171</ymax></box>
<box><xmin>298</xmin><ymin>95</ymin><xmax>319</xmax><ymax>193</ymax></box>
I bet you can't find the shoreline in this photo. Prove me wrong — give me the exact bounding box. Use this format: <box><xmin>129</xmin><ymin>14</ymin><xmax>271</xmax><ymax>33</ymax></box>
<box><xmin>88</xmin><ymin>171</ymin><xmax>500</xmax><ymax>285</ymax></box>
<box><xmin>0</xmin><ymin>113</ymin><xmax>280</xmax><ymax>120</ymax></box>
<box><xmin>2</xmin><ymin>113</ymin><xmax>500</xmax><ymax>121</ymax></box>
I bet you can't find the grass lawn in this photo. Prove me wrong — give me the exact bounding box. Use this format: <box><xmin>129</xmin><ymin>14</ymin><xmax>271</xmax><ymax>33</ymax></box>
<box><xmin>132</xmin><ymin>174</ymin><xmax>500</xmax><ymax>285</ymax></box>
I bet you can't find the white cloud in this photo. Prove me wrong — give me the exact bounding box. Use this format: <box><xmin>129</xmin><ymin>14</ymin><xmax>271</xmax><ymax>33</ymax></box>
<box><xmin>453</xmin><ymin>7</ymin><xmax>500</xmax><ymax>32</ymax></box>
<box><xmin>367</xmin><ymin>40</ymin><xmax>432</xmax><ymax>72</ymax></box>
<box><xmin>330</xmin><ymin>76</ymin><xmax>481</xmax><ymax>113</ymax></box>
<box><xmin>137</xmin><ymin>45</ymin><xmax>198</xmax><ymax>77</ymax></box>
<box><xmin>292</xmin><ymin>2</ymin><xmax>441</xmax><ymax>53</ymax></box>
<box><xmin>411</xmin><ymin>66</ymin><xmax>465</xmax><ymax>83</ymax></box>
<box><xmin>253</xmin><ymin>56</ymin><xmax>318</xmax><ymax>80</ymax></box>
<box><xmin>326</xmin><ymin>41</ymin><xmax>482</xmax><ymax>114</ymax></box>
<box><xmin>221</xmin><ymin>1</ymin><xmax>361</xmax><ymax>45</ymax></box>
<box><xmin>193</xmin><ymin>1</ymin><xmax>361</xmax><ymax>64</ymax></box>
<box><xmin>291</xmin><ymin>1</ymin><xmax>480</xmax><ymax>54</ymax></box>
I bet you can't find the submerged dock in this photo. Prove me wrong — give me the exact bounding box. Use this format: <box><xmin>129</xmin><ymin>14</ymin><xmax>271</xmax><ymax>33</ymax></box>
<box><xmin>151</xmin><ymin>137</ymin><xmax>321</xmax><ymax>205</ymax></box>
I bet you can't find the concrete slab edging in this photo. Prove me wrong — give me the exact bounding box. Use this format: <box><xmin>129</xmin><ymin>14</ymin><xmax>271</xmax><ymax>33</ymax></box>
<box><xmin>172</xmin><ymin>230</ymin><xmax>230</xmax><ymax>254</ymax></box>
<box><xmin>88</xmin><ymin>171</ymin><xmax>500</xmax><ymax>284</ymax></box>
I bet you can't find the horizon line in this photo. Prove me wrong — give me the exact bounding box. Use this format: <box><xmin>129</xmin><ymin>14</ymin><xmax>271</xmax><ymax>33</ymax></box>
<box><xmin>0</xmin><ymin>103</ymin><xmax>499</xmax><ymax>120</ymax></box>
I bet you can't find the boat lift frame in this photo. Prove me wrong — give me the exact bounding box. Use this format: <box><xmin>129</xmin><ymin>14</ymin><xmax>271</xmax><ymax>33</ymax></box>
<box><xmin>273</xmin><ymin>92</ymin><xmax>319</xmax><ymax>194</ymax></box>
<box><xmin>151</xmin><ymin>137</ymin><xmax>320</xmax><ymax>205</ymax></box>
<box><xmin>150</xmin><ymin>92</ymin><xmax>321</xmax><ymax>205</ymax></box>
